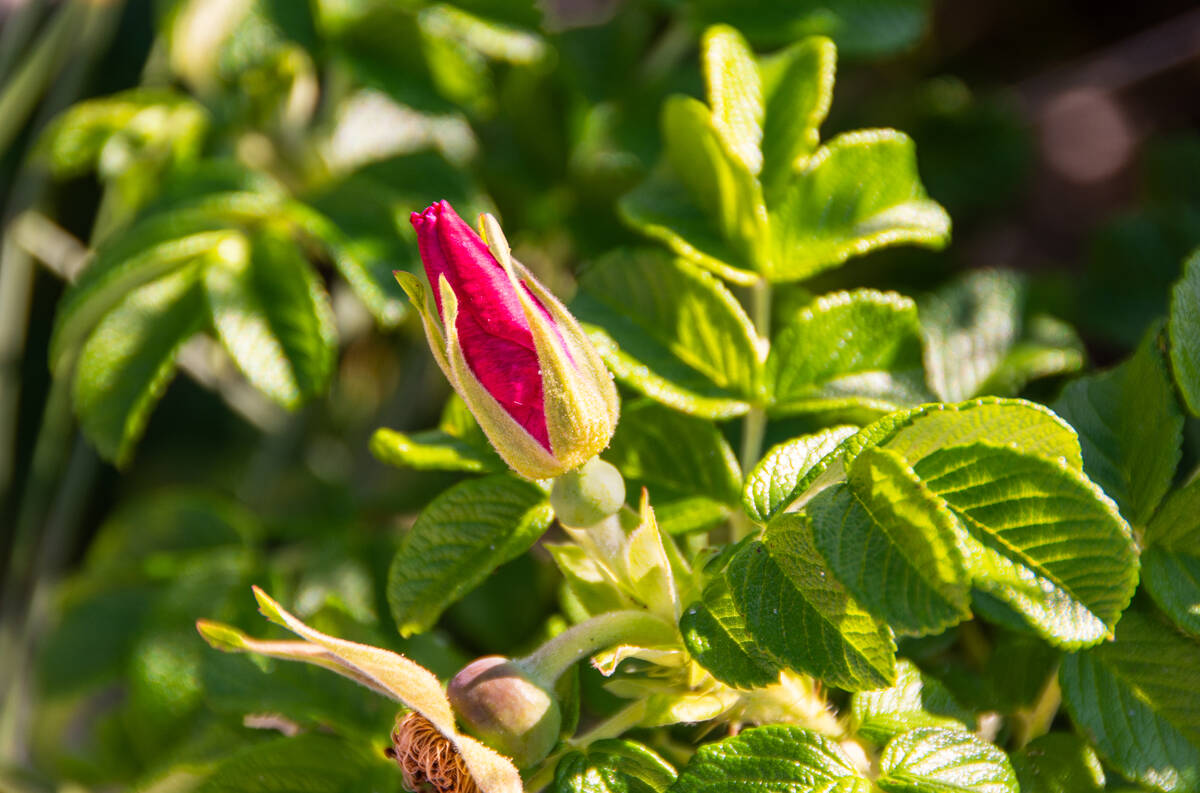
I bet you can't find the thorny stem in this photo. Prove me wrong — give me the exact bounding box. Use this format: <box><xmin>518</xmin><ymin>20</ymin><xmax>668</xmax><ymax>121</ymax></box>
<box><xmin>518</xmin><ymin>610</ymin><xmax>677</xmax><ymax>688</ymax></box>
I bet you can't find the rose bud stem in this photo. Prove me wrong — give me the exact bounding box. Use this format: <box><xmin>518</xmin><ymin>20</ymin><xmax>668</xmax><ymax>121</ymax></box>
<box><xmin>448</xmin><ymin>610</ymin><xmax>676</xmax><ymax>768</ymax></box>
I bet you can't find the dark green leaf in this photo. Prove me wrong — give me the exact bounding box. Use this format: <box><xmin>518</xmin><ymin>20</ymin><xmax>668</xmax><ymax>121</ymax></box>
<box><xmin>1143</xmin><ymin>480</ymin><xmax>1200</xmax><ymax>635</ymax></box>
<box><xmin>387</xmin><ymin>475</ymin><xmax>553</xmax><ymax>636</ymax></box>
<box><xmin>1169</xmin><ymin>248</ymin><xmax>1200</xmax><ymax>416</ymax></box>
<box><xmin>50</xmin><ymin>216</ymin><xmax>232</xmax><ymax>375</ymax></box>
<box><xmin>1052</xmin><ymin>327</ymin><xmax>1182</xmax><ymax>525</ymax></box>
<box><xmin>555</xmin><ymin>739</ymin><xmax>677</xmax><ymax>793</ymax></box>
<box><xmin>1141</xmin><ymin>544</ymin><xmax>1200</xmax><ymax>638</ymax></box>
<box><xmin>680</xmin><ymin>576</ymin><xmax>781</xmax><ymax>689</ymax></box>
<box><xmin>1060</xmin><ymin>610</ymin><xmax>1200</xmax><ymax>792</ymax></box>
<box><xmin>808</xmin><ymin>447</ymin><xmax>969</xmax><ymax>636</ymax></box>
<box><xmin>728</xmin><ymin>516</ymin><xmax>896</xmax><ymax>691</ymax></box>
<box><xmin>1011</xmin><ymin>733</ymin><xmax>1105</xmax><ymax>793</ymax></box>
<box><xmin>194</xmin><ymin>733</ymin><xmax>398</xmax><ymax>792</ymax></box>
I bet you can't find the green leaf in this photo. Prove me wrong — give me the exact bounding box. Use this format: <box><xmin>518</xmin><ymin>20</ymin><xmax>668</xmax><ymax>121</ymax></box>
<box><xmin>759</xmin><ymin>36</ymin><xmax>835</xmax><ymax>203</ymax></box>
<box><xmin>1010</xmin><ymin>733</ymin><xmax>1105</xmax><ymax>793</ymax></box>
<box><xmin>618</xmin><ymin>175</ymin><xmax>759</xmax><ymax>286</ymax></box>
<box><xmin>1169</xmin><ymin>248</ymin><xmax>1200</xmax><ymax>415</ymax></box>
<box><xmin>555</xmin><ymin>739</ymin><xmax>677</xmax><ymax>793</ymax></box>
<box><xmin>980</xmin><ymin>628</ymin><xmax>1059</xmax><ymax>711</ymax></box>
<box><xmin>194</xmin><ymin>733</ymin><xmax>397</xmax><ymax>792</ymax></box>
<box><xmin>877</xmin><ymin>727</ymin><xmax>1017</xmax><ymax>793</ymax></box>
<box><xmin>84</xmin><ymin>489</ymin><xmax>257</xmax><ymax>578</ymax></box>
<box><xmin>767</xmin><ymin>130</ymin><xmax>949</xmax><ymax>282</ymax></box>
<box><xmin>279</xmin><ymin>199</ymin><xmax>410</xmax><ymax>327</ymax></box>
<box><xmin>1060</xmin><ymin>610</ymin><xmax>1200</xmax><ymax>792</ymax></box>
<box><xmin>974</xmin><ymin>315</ymin><xmax>1085</xmax><ymax>398</ymax></box>
<box><xmin>1146</xmin><ymin>477</ymin><xmax>1200</xmax><ymax>549</ymax></box>
<box><xmin>728</xmin><ymin>515</ymin><xmax>896</xmax><ymax>691</ymax></box>
<box><xmin>1142</xmin><ymin>480</ymin><xmax>1200</xmax><ymax>636</ymax></box>
<box><xmin>922</xmin><ymin>270</ymin><xmax>1083</xmax><ymax>402</ymax></box>
<box><xmin>808</xmin><ymin>447</ymin><xmax>970</xmax><ymax>636</ymax></box>
<box><xmin>1052</xmin><ymin>328</ymin><xmax>1182</xmax><ymax>525</ymax></box>
<box><xmin>843</xmin><ymin>398</ymin><xmax>1083</xmax><ymax>472</ymax></box>
<box><xmin>668</xmin><ymin>725</ymin><xmax>865</xmax><ymax>793</ymax></box>
<box><xmin>387</xmin><ymin>475</ymin><xmax>553</xmax><ymax>637</ymax></box>
<box><xmin>37</xmin><ymin>89</ymin><xmax>207</xmax><ymax>177</ymax></box>
<box><xmin>605</xmin><ymin>401</ymin><xmax>741</xmax><ymax>528</ymax></box>
<box><xmin>850</xmin><ymin>660</ymin><xmax>971</xmax><ymax>745</ymax></box>
<box><xmin>703</xmin><ymin>25</ymin><xmax>764</xmax><ymax>176</ymax></box>
<box><xmin>1141</xmin><ymin>546</ymin><xmax>1200</xmax><ymax>639</ymax></box>
<box><xmin>50</xmin><ymin>217</ymin><xmax>233</xmax><ymax>375</ymax></box>
<box><xmin>767</xmin><ymin>290</ymin><xmax>929</xmax><ymax>417</ymax></box>
<box><xmin>574</xmin><ymin>251</ymin><xmax>761</xmax><ymax>418</ymax></box>
<box><xmin>73</xmin><ymin>265</ymin><xmax>206</xmax><ymax>464</ymax></box>
<box><xmin>204</xmin><ymin>226</ymin><xmax>337</xmax><ymax>409</ymax></box>
<box><xmin>38</xmin><ymin>585</ymin><xmax>155</xmax><ymax>695</ymax></box>
<box><xmin>662</xmin><ymin>96</ymin><xmax>766</xmax><ymax>270</ymax></box>
<box><xmin>681</xmin><ymin>576</ymin><xmax>782</xmax><ymax>689</ymax></box>
<box><xmin>370</xmin><ymin>427</ymin><xmax>503</xmax><ymax>473</ymax></box>
<box><xmin>912</xmin><ymin>442</ymin><xmax>1138</xmax><ymax>647</ymax></box>
<box><xmin>744</xmin><ymin>425</ymin><xmax>858</xmax><ymax>523</ymax></box>
<box><xmin>371</xmin><ymin>395</ymin><xmax>503</xmax><ymax>473</ymax></box>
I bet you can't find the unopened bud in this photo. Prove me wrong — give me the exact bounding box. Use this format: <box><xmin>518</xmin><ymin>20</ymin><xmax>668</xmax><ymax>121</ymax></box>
<box><xmin>447</xmin><ymin>656</ymin><xmax>561</xmax><ymax>768</ymax></box>
<box><xmin>549</xmin><ymin>457</ymin><xmax>625</xmax><ymax>527</ymax></box>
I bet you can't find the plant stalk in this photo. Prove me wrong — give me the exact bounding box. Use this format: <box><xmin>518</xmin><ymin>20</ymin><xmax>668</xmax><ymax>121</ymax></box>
<box><xmin>733</xmin><ymin>278</ymin><xmax>771</xmax><ymax>540</ymax></box>
<box><xmin>518</xmin><ymin>610</ymin><xmax>677</xmax><ymax>688</ymax></box>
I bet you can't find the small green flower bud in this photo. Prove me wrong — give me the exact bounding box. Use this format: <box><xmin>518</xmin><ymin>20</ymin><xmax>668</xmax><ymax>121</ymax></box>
<box><xmin>549</xmin><ymin>457</ymin><xmax>625</xmax><ymax>527</ymax></box>
<box><xmin>447</xmin><ymin>656</ymin><xmax>562</xmax><ymax>769</ymax></box>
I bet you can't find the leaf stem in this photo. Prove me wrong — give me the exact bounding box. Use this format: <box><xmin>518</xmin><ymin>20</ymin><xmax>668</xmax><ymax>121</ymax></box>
<box><xmin>1012</xmin><ymin>672</ymin><xmax>1062</xmax><ymax>749</ymax></box>
<box><xmin>518</xmin><ymin>610</ymin><xmax>677</xmax><ymax>688</ymax></box>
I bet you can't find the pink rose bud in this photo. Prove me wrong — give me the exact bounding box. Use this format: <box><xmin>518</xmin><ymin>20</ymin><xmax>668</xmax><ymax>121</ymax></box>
<box><xmin>400</xmin><ymin>201</ymin><xmax>619</xmax><ymax>479</ymax></box>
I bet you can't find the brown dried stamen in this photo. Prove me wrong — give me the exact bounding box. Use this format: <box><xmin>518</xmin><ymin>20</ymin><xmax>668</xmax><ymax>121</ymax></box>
<box><xmin>388</xmin><ymin>713</ymin><xmax>480</xmax><ymax>793</ymax></box>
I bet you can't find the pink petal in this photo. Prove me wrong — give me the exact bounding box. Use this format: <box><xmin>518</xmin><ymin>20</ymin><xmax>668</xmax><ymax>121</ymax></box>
<box><xmin>410</xmin><ymin>201</ymin><xmax>552</xmax><ymax>450</ymax></box>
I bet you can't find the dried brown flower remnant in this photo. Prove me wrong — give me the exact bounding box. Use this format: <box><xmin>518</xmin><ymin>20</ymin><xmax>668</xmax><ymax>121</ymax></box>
<box><xmin>388</xmin><ymin>712</ymin><xmax>481</xmax><ymax>793</ymax></box>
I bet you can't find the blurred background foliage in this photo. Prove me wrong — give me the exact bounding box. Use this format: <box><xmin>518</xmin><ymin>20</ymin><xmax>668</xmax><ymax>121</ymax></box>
<box><xmin>0</xmin><ymin>0</ymin><xmax>1198</xmax><ymax>790</ymax></box>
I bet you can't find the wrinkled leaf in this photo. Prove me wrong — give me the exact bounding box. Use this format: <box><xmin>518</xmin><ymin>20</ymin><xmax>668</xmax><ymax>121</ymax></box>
<box><xmin>1060</xmin><ymin>610</ymin><xmax>1200</xmax><ymax>792</ymax></box>
<box><xmin>388</xmin><ymin>475</ymin><xmax>553</xmax><ymax>637</ymax></box>
<box><xmin>767</xmin><ymin>130</ymin><xmax>949</xmax><ymax>282</ymax></box>
<box><xmin>1052</xmin><ymin>325</ymin><xmax>1182</xmax><ymax>525</ymax></box>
